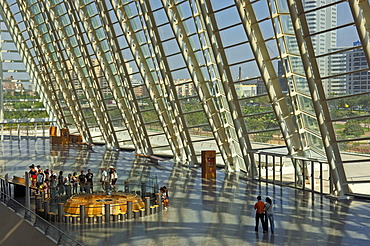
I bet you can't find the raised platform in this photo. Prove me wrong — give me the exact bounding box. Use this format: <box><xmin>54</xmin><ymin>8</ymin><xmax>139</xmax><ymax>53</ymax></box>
<box><xmin>64</xmin><ymin>192</ymin><xmax>145</xmax><ymax>215</ymax></box>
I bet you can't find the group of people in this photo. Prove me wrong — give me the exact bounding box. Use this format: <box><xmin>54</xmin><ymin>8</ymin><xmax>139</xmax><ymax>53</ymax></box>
<box><xmin>254</xmin><ymin>195</ymin><xmax>274</xmax><ymax>233</ymax></box>
<box><xmin>28</xmin><ymin>164</ymin><xmax>119</xmax><ymax>197</ymax></box>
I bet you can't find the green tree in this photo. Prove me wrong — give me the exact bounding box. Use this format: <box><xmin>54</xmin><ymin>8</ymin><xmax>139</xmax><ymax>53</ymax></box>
<box><xmin>342</xmin><ymin>121</ymin><xmax>364</xmax><ymax>137</ymax></box>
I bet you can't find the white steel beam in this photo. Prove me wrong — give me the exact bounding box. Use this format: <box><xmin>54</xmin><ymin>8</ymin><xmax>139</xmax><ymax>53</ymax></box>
<box><xmin>95</xmin><ymin>0</ymin><xmax>152</xmax><ymax>153</ymax></box>
<box><xmin>197</xmin><ymin>0</ymin><xmax>252</xmax><ymax>173</ymax></box>
<box><xmin>160</xmin><ymin>0</ymin><xmax>238</xmax><ymax>171</ymax></box>
<box><xmin>21</xmin><ymin>0</ymin><xmax>92</xmax><ymax>141</ymax></box>
<box><xmin>349</xmin><ymin>0</ymin><xmax>370</xmax><ymax>67</ymax></box>
<box><xmin>287</xmin><ymin>0</ymin><xmax>349</xmax><ymax>196</ymax></box>
<box><xmin>111</xmin><ymin>0</ymin><xmax>183</xmax><ymax>156</ymax></box>
<box><xmin>45</xmin><ymin>0</ymin><xmax>117</xmax><ymax>148</ymax></box>
<box><xmin>236</xmin><ymin>0</ymin><xmax>307</xmax><ymax>179</ymax></box>
<box><xmin>139</xmin><ymin>0</ymin><xmax>197</xmax><ymax>164</ymax></box>
<box><xmin>0</xmin><ymin>2</ymin><xmax>59</xmax><ymax>126</ymax></box>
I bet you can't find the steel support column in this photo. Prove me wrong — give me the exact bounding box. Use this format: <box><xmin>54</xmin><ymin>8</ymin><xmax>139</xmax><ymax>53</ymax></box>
<box><xmin>19</xmin><ymin>1</ymin><xmax>90</xmax><ymax>138</ymax></box>
<box><xmin>0</xmin><ymin>2</ymin><xmax>59</xmax><ymax>127</ymax></box>
<box><xmin>45</xmin><ymin>0</ymin><xmax>118</xmax><ymax>147</ymax></box>
<box><xmin>197</xmin><ymin>0</ymin><xmax>253</xmax><ymax>173</ymax></box>
<box><xmin>95</xmin><ymin>0</ymin><xmax>152</xmax><ymax>153</ymax></box>
<box><xmin>161</xmin><ymin>0</ymin><xmax>237</xmax><ymax>171</ymax></box>
<box><xmin>139</xmin><ymin>0</ymin><xmax>197</xmax><ymax>164</ymax></box>
<box><xmin>349</xmin><ymin>0</ymin><xmax>370</xmax><ymax>67</ymax></box>
<box><xmin>287</xmin><ymin>0</ymin><xmax>349</xmax><ymax>196</ymax></box>
<box><xmin>236</xmin><ymin>0</ymin><xmax>306</xmax><ymax>178</ymax></box>
<box><xmin>111</xmin><ymin>0</ymin><xmax>184</xmax><ymax>157</ymax></box>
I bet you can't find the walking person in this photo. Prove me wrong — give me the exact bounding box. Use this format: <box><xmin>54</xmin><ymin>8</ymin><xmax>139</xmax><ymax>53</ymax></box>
<box><xmin>65</xmin><ymin>174</ymin><xmax>73</xmax><ymax>197</ymax></box>
<box><xmin>264</xmin><ymin>197</ymin><xmax>275</xmax><ymax>233</ymax></box>
<box><xmin>254</xmin><ymin>195</ymin><xmax>267</xmax><ymax>232</ymax></box>
<box><xmin>44</xmin><ymin>169</ymin><xmax>50</xmax><ymax>180</ymax></box>
<box><xmin>40</xmin><ymin>179</ymin><xmax>50</xmax><ymax>199</ymax></box>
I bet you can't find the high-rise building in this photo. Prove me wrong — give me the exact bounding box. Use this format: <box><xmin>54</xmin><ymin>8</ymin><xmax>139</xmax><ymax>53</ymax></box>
<box><xmin>327</xmin><ymin>47</ymin><xmax>348</xmax><ymax>96</ymax></box>
<box><xmin>285</xmin><ymin>0</ymin><xmax>337</xmax><ymax>93</ymax></box>
<box><xmin>346</xmin><ymin>47</ymin><xmax>370</xmax><ymax>94</ymax></box>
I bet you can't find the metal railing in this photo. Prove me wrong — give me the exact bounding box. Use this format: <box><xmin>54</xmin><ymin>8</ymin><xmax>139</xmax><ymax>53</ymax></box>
<box><xmin>0</xmin><ymin>181</ymin><xmax>82</xmax><ymax>246</ymax></box>
<box><xmin>250</xmin><ymin>151</ymin><xmax>334</xmax><ymax>195</ymax></box>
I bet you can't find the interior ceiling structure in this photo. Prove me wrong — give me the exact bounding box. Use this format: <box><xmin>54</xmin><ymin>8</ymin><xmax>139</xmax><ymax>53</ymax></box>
<box><xmin>1</xmin><ymin>0</ymin><xmax>370</xmax><ymax>196</ymax></box>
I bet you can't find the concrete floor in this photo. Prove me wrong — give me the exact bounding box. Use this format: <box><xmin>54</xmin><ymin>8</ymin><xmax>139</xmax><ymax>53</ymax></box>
<box><xmin>1</xmin><ymin>140</ymin><xmax>370</xmax><ymax>246</ymax></box>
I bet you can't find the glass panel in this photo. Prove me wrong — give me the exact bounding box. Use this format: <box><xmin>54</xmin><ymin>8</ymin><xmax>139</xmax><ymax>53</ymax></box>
<box><xmin>328</xmin><ymin>95</ymin><xmax>370</xmax><ymax>120</ymax></box>
<box><xmin>244</xmin><ymin>112</ymin><xmax>279</xmax><ymax>132</ymax></box>
<box><xmin>214</xmin><ymin>7</ymin><xmax>240</xmax><ymax>30</ymax></box>
<box><xmin>335</xmin><ymin>117</ymin><xmax>370</xmax><ymax>141</ymax></box>
<box><xmin>306</xmin><ymin>132</ymin><xmax>324</xmax><ymax>152</ymax></box>
<box><xmin>184</xmin><ymin>111</ymin><xmax>208</xmax><ymax>127</ymax></box>
<box><xmin>240</xmin><ymin>95</ymin><xmax>272</xmax><ymax>116</ymax></box>
<box><xmin>219</xmin><ymin>25</ymin><xmax>247</xmax><ymax>47</ymax></box>
<box><xmin>250</xmin><ymin>130</ymin><xmax>285</xmax><ymax>146</ymax></box>
<box><xmin>298</xmin><ymin>94</ymin><xmax>315</xmax><ymax>115</ymax></box>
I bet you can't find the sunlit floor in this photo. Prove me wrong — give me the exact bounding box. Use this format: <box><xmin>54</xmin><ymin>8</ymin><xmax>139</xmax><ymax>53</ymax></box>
<box><xmin>1</xmin><ymin>140</ymin><xmax>370</xmax><ymax>246</ymax></box>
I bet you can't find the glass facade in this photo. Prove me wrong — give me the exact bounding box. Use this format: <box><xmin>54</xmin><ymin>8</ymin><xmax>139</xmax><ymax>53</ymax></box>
<box><xmin>1</xmin><ymin>0</ymin><xmax>370</xmax><ymax>197</ymax></box>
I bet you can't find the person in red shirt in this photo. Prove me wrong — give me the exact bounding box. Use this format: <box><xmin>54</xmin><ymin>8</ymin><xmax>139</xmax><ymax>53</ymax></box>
<box><xmin>254</xmin><ymin>195</ymin><xmax>267</xmax><ymax>232</ymax></box>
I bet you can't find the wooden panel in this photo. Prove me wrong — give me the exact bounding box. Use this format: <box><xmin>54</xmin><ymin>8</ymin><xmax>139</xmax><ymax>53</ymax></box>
<box><xmin>201</xmin><ymin>150</ymin><xmax>216</xmax><ymax>179</ymax></box>
<box><xmin>49</xmin><ymin>126</ymin><xmax>58</xmax><ymax>136</ymax></box>
<box><xmin>51</xmin><ymin>136</ymin><xmax>62</xmax><ymax>144</ymax></box>
<box><xmin>60</xmin><ymin>129</ymin><xmax>70</xmax><ymax>144</ymax></box>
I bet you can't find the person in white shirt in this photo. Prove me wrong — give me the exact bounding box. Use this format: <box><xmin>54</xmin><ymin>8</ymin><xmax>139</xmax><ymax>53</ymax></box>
<box><xmin>264</xmin><ymin>197</ymin><xmax>275</xmax><ymax>233</ymax></box>
<box><xmin>101</xmin><ymin>168</ymin><xmax>108</xmax><ymax>189</ymax></box>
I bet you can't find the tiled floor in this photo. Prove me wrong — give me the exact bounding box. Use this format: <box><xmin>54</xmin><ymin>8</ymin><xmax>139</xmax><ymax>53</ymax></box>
<box><xmin>1</xmin><ymin>140</ymin><xmax>370</xmax><ymax>246</ymax></box>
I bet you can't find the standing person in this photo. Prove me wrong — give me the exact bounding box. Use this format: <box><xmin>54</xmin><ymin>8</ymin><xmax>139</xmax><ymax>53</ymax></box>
<box><xmin>44</xmin><ymin>169</ymin><xmax>50</xmax><ymax>180</ymax></box>
<box><xmin>264</xmin><ymin>197</ymin><xmax>275</xmax><ymax>233</ymax></box>
<box><xmin>109</xmin><ymin>166</ymin><xmax>118</xmax><ymax>190</ymax></box>
<box><xmin>72</xmin><ymin>172</ymin><xmax>78</xmax><ymax>194</ymax></box>
<box><xmin>64</xmin><ymin>174</ymin><xmax>73</xmax><ymax>197</ymax></box>
<box><xmin>100</xmin><ymin>168</ymin><xmax>108</xmax><ymax>190</ymax></box>
<box><xmin>36</xmin><ymin>168</ymin><xmax>44</xmax><ymax>190</ymax></box>
<box><xmin>78</xmin><ymin>170</ymin><xmax>87</xmax><ymax>193</ymax></box>
<box><xmin>50</xmin><ymin>170</ymin><xmax>57</xmax><ymax>179</ymax></box>
<box><xmin>29</xmin><ymin>164</ymin><xmax>37</xmax><ymax>187</ymax></box>
<box><xmin>254</xmin><ymin>195</ymin><xmax>267</xmax><ymax>232</ymax></box>
<box><xmin>57</xmin><ymin>171</ymin><xmax>65</xmax><ymax>195</ymax></box>
<box><xmin>86</xmin><ymin>169</ymin><xmax>94</xmax><ymax>193</ymax></box>
<box><xmin>49</xmin><ymin>171</ymin><xmax>57</xmax><ymax>195</ymax></box>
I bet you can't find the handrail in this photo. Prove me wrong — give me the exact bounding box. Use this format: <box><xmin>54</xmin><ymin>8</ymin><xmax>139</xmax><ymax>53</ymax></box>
<box><xmin>248</xmin><ymin>150</ymin><xmax>329</xmax><ymax>163</ymax></box>
<box><xmin>0</xmin><ymin>186</ymin><xmax>82</xmax><ymax>246</ymax></box>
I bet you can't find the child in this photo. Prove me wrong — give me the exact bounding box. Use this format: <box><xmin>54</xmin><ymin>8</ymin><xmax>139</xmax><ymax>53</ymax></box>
<box><xmin>160</xmin><ymin>187</ymin><xmax>169</xmax><ymax>210</ymax></box>
<box><xmin>163</xmin><ymin>186</ymin><xmax>170</xmax><ymax>206</ymax></box>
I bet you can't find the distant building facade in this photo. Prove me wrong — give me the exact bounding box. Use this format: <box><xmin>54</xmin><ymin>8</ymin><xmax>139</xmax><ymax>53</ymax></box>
<box><xmin>346</xmin><ymin>46</ymin><xmax>370</xmax><ymax>94</ymax></box>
